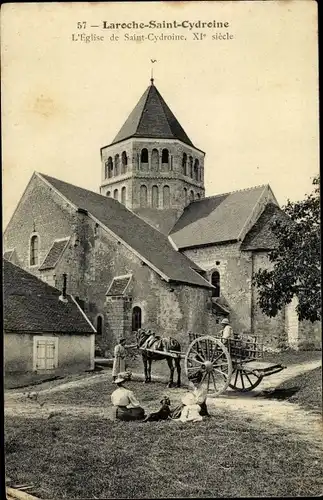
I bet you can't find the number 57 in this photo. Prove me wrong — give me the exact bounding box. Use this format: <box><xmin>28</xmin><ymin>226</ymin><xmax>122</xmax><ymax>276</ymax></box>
<box><xmin>77</xmin><ymin>22</ymin><xmax>86</xmax><ymax>29</ymax></box>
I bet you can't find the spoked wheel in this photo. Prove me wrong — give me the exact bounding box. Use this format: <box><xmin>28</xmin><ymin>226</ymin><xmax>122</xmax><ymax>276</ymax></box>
<box><xmin>184</xmin><ymin>335</ymin><xmax>232</xmax><ymax>397</ymax></box>
<box><xmin>229</xmin><ymin>366</ymin><xmax>263</xmax><ymax>392</ymax></box>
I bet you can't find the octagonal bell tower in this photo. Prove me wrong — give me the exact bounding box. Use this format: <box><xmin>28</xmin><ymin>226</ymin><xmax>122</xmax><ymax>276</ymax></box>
<box><xmin>100</xmin><ymin>78</ymin><xmax>205</xmax><ymax>234</ymax></box>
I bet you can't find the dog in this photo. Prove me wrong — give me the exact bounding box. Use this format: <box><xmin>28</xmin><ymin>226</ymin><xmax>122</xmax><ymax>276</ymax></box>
<box><xmin>142</xmin><ymin>396</ymin><xmax>171</xmax><ymax>422</ymax></box>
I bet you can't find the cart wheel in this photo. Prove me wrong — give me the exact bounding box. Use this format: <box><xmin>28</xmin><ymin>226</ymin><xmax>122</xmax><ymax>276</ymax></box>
<box><xmin>184</xmin><ymin>335</ymin><xmax>232</xmax><ymax>397</ymax></box>
<box><xmin>229</xmin><ymin>367</ymin><xmax>263</xmax><ymax>392</ymax></box>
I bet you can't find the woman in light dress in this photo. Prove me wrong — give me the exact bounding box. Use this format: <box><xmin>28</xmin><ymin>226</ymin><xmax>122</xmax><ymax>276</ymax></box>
<box><xmin>112</xmin><ymin>337</ymin><xmax>127</xmax><ymax>381</ymax></box>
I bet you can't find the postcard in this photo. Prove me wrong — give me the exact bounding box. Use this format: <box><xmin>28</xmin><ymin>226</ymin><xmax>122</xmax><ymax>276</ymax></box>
<box><xmin>2</xmin><ymin>2</ymin><xmax>321</xmax><ymax>499</ymax></box>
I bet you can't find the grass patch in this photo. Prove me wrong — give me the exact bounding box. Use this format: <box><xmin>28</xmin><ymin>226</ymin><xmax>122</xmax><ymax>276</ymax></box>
<box><xmin>5</xmin><ymin>413</ymin><xmax>323</xmax><ymax>499</ymax></box>
<box><xmin>5</xmin><ymin>378</ymin><xmax>323</xmax><ymax>498</ymax></box>
<box><xmin>263</xmin><ymin>349</ymin><xmax>321</xmax><ymax>366</ymax></box>
<box><xmin>272</xmin><ymin>367</ymin><xmax>322</xmax><ymax>413</ymax></box>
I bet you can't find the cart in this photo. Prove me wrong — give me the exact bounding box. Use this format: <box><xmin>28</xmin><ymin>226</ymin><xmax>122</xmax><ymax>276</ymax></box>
<box><xmin>184</xmin><ymin>332</ymin><xmax>286</xmax><ymax>396</ymax></box>
<box><xmin>135</xmin><ymin>330</ymin><xmax>286</xmax><ymax>396</ymax></box>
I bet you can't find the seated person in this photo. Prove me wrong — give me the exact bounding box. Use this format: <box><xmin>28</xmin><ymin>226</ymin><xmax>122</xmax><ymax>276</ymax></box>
<box><xmin>175</xmin><ymin>393</ymin><xmax>203</xmax><ymax>423</ymax></box>
<box><xmin>111</xmin><ymin>372</ymin><xmax>145</xmax><ymax>421</ymax></box>
<box><xmin>171</xmin><ymin>370</ymin><xmax>210</xmax><ymax>420</ymax></box>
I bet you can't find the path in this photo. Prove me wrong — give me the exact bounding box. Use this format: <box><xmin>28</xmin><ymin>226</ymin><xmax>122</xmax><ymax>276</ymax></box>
<box><xmin>5</xmin><ymin>360</ymin><xmax>322</xmax><ymax>448</ymax></box>
<box><xmin>213</xmin><ymin>359</ymin><xmax>323</xmax><ymax>448</ymax></box>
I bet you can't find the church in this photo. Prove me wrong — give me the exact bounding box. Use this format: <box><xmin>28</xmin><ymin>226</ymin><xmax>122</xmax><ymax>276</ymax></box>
<box><xmin>3</xmin><ymin>78</ymin><xmax>320</xmax><ymax>354</ymax></box>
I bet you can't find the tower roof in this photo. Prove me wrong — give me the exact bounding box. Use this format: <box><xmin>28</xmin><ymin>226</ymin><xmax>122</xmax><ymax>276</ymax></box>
<box><xmin>110</xmin><ymin>81</ymin><xmax>195</xmax><ymax>148</ymax></box>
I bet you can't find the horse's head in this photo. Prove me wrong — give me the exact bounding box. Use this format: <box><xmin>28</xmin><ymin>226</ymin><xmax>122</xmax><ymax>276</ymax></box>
<box><xmin>160</xmin><ymin>396</ymin><xmax>171</xmax><ymax>407</ymax></box>
<box><xmin>136</xmin><ymin>328</ymin><xmax>150</xmax><ymax>347</ymax></box>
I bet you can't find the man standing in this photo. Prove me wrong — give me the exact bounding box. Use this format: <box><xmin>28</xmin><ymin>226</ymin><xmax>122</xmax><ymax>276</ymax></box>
<box><xmin>112</xmin><ymin>337</ymin><xmax>127</xmax><ymax>382</ymax></box>
<box><xmin>221</xmin><ymin>318</ymin><xmax>233</xmax><ymax>340</ymax></box>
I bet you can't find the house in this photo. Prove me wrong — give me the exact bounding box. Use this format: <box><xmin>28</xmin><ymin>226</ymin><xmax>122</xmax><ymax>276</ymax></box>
<box><xmin>3</xmin><ymin>79</ymin><xmax>320</xmax><ymax>352</ymax></box>
<box><xmin>3</xmin><ymin>259</ymin><xmax>96</xmax><ymax>379</ymax></box>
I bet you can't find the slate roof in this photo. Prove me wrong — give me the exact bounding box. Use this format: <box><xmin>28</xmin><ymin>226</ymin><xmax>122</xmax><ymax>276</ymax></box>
<box><xmin>212</xmin><ymin>298</ymin><xmax>230</xmax><ymax>316</ymax></box>
<box><xmin>39</xmin><ymin>239</ymin><xmax>69</xmax><ymax>271</ymax></box>
<box><xmin>3</xmin><ymin>260</ymin><xmax>94</xmax><ymax>333</ymax></box>
<box><xmin>106</xmin><ymin>275</ymin><xmax>132</xmax><ymax>296</ymax></box>
<box><xmin>170</xmin><ymin>185</ymin><xmax>271</xmax><ymax>249</ymax></box>
<box><xmin>38</xmin><ymin>173</ymin><xmax>211</xmax><ymax>289</ymax></box>
<box><xmin>241</xmin><ymin>203</ymin><xmax>289</xmax><ymax>251</ymax></box>
<box><xmin>110</xmin><ymin>82</ymin><xmax>195</xmax><ymax>148</ymax></box>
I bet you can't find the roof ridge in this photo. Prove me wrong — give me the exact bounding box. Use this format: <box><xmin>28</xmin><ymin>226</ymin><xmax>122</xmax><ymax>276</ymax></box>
<box><xmin>154</xmin><ymin>86</ymin><xmax>175</xmax><ymax>138</ymax></box>
<box><xmin>155</xmin><ymin>86</ymin><xmax>191</xmax><ymax>144</ymax></box>
<box><xmin>134</xmin><ymin>84</ymin><xmax>153</xmax><ymax>136</ymax></box>
<box><xmin>190</xmin><ymin>184</ymin><xmax>270</xmax><ymax>204</ymax></box>
<box><xmin>38</xmin><ymin>172</ymin><xmax>109</xmax><ymax>201</ymax></box>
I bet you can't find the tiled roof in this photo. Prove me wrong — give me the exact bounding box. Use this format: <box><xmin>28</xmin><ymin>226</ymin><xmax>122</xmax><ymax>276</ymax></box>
<box><xmin>110</xmin><ymin>82</ymin><xmax>195</xmax><ymax>148</ymax></box>
<box><xmin>38</xmin><ymin>173</ymin><xmax>211</xmax><ymax>289</ymax></box>
<box><xmin>3</xmin><ymin>260</ymin><xmax>94</xmax><ymax>333</ymax></box>
<box><xmin>3</xmin><ymin>249</ymin><xmax>14</xmax><ymax>262</ymax></box>
<box><xmin>241</xmin><ymin>203</ymin><xmax>289</xmax><ymax>251</ymax></box>
<box><xmin>39</xmin><ymin>239</ymin><xmax>69</xmax><ymax>271</ymax></box>
<box><xmin>170</xmin><ymin>185</ymin><xmax>270</xmax><ymax>249</ymax></box>
<box><xmin>106</xmin><ymin>275</ymin><xmax>132</xmax><ymax>296</ymax></box>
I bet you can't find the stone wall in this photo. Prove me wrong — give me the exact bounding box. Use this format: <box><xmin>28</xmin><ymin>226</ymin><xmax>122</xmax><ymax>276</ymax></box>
<box><xmin>100</xmin><ymin>137</ymin><xmax>205</xmax><ymax>216</ymax></box>
<box><xmin>251</xmin><ymin>252</ymin><xmax>287</xmax><ymax>350</ymax></box>
<box><xmin>184</xmin><ymin>243</ymin><xmax>253</xmax><ymax>334</ymax></box>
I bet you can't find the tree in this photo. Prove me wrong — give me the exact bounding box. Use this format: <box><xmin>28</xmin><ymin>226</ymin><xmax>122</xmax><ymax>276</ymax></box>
<box><xmin>253</xmin><ymin>175</ymin><xmax>321</xmax><ymax>322</ymax></box>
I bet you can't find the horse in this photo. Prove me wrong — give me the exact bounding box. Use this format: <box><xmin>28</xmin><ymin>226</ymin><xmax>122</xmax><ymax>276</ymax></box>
<box><xmin>135</xmin><ymin>329</ymin><xmax>182</xmax><ymax>388</ymax></box>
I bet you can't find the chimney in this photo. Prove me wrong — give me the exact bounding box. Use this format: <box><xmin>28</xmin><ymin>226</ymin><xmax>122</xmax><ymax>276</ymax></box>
<box><xmin>59</xmin><ymin>273</ymin><xmax>68</xmax><ymax>303</ymax></box>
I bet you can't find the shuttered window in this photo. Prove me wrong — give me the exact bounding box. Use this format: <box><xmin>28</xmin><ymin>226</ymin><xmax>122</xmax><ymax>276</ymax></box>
<box><xmin>33</xmin><ymin>336</ymin><xmax>58</xmax><ymax>371</ymax></box>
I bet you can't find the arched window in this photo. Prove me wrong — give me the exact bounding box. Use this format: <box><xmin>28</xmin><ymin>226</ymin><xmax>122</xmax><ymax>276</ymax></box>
<box><xmin>162</xmin><ymin>148</ymin><xmax>169</xmax><ymax>164</ymax></box>
<box><xmin>184</xmin><ymin>187</ymin><xmax>188</xmax><ymax>205</ymax></box>
<box><xmin>189</xmin><ymin>156</ymin><xmax>193</xmax><ymax>177</ymax></box>
<box><xmin>152</xmin><ymin>185</ymin><xmax>159</xmax><ymax>208</ymax></box>
<box><xmin>163</xmin><ymin>185</ymin><xmax>170</xmax><ymax>208</ymax></box>
<box><xmin>132</xmin><ymin>306</ymin><xmax>142</xmax><ymax>331</ymax></box>
<box><xmin>194</xmin><ymin>159</ymin><xmax>199</xmax><ymax>181</ymax></box>
<box><xmin>182</xmin><ymin>153</ymin><xmax>187</xmax><ymax>175</ymax></box>
<box><xmin>189</xmin><ymin>190</ymin><xmax>194</xmax><ymax>202</ymax></box>
<box><xmin>113</xmin><ymin>189</ymin><xmax>119</xmax><ymax>200</ymax></box>
<box><xmin>107</xmin><ymin>157</ymin><xmax>113</xmax><ymax>178</ymax></box>
<box><xmin>196</xmin><ymin>193</ymin><xmax>201</xmax><ymax>200</ymax></box>
<box><xmin>106</xmin><ymin>190</ymin><xmax>111</xmax><ymax>197</ymax></box>
<box><xmin>151</xmin><ymin>149</ymin><xmax>159</xmax><ymax>171</ymax></box>
<box><xmin>114</xmin><ymin>154</ymin><xmax>120</xmax><ymax>176</ymax></box>
<box><xmin>121</xmin><ymin>186</ymin><xmax>126</xmax><ymax>205</ymax></box>
<box><xmin>96</xmin><ymin>315</ymin><xmax>103</xmax><ymax>335</ymax></box>
<box><xmin>211</xmin><ymin>270</ymin><xmax>220</xmax><ymax>298</ymax></box>
<box><xmin>141</xmin><ymin>148</ymin><xmax>148</xmax><ymax>164</ymax></box>
<box><xmin>121</xmin><ymin>151</ymin><xmax>128</xmax><ymax>174</ymax></box>
<box><xmin>140</xmin><ymin>185</ymin><xmax>148</xmax><ymax>207</ymax></box>
<box><xmin>30</xmin><ymin>234</ymin><xmax>39</xmax><ymax>266</ymax></box>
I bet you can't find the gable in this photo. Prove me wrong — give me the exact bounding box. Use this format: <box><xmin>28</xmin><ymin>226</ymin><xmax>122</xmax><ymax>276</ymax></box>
<box><xmin>3</xmin><ymin>173</ymin><xmax>75</xmax><ymax>271</ymax></box>
<box><xmin>241</xmin><ymin>203</ymin><xmax>289</xmax><ymax>251</ymax></box>
<box><xmin>170</xmin><ymin>185</ymin><xmax>278</xmax><ymax>249</ymax></box>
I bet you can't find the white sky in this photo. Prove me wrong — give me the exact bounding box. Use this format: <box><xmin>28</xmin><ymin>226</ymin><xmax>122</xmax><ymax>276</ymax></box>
<box><xmin>1</xmin><ymin>1</ymin><xmax>319</xmax><ymax>228</ymax></box>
